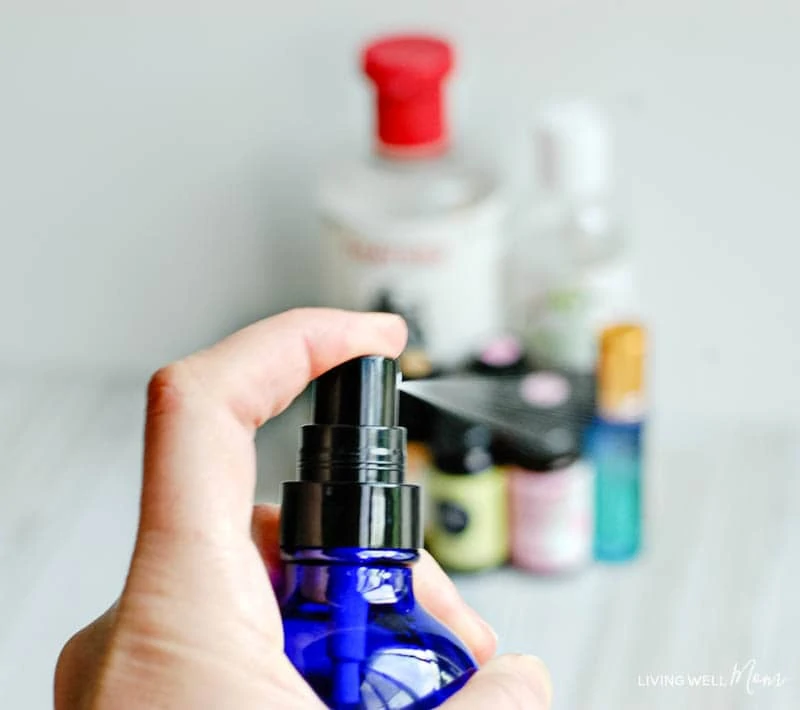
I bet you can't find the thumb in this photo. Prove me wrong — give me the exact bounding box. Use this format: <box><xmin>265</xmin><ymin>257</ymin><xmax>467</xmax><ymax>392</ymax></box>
<box><xmin>443</xmin><ymin>655</ymin><xmax>553</xmax><ymax>709</ymax></box>
<box><xmin>137</xmin><ymin>308</ymin><xmax>407</xmax><ymax>543</ymax></box>
<box><xmin>119</xmin><ymin>309</ymin><xmax>406</xmax><ymax>636</ymax></box>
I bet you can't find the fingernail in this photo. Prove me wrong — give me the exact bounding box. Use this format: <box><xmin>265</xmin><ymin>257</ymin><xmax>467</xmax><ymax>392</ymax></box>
<box><xmin>366</xmin><ymin>311</ymin><xmax>406</xmax><ymax>328</ymax></box>
<box><xmin>477</xmin><ymin>614</ymin><xmax>499</xmax><ymax>644</ymax></box>
<box><xmin>466</xmin><ymin>605</ymin><xmax>498</xmax><ymax>644</ymax></box>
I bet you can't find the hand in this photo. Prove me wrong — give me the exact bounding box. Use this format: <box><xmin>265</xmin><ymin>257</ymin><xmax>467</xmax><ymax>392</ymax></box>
<box><xmin>54</xmin><ymin>308</ymin><xmax>552</xmax><ymax>709</ymax></box>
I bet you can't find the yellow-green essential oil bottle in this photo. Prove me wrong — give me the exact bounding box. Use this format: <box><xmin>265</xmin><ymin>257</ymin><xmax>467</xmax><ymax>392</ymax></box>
<box><xmin>426</xmin><ymin>412</ymin><xmax>509</xmax><ymax>571</ymax></box>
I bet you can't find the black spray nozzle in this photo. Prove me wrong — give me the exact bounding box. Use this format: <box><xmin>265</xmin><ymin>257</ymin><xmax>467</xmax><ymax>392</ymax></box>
<box><xmin>313</xmin><ymin>356</ymin><xmax>399</xmax><ymax>427</ymax></box>
<box><xmin>280</xmin><ymin>355</ymin><xmax>421</xmax><ymax>552</ymax></box>
<box><xmin>300</xmin><ymin>355</ymin><xmax>404</xmax><ymax>484</ymax></box>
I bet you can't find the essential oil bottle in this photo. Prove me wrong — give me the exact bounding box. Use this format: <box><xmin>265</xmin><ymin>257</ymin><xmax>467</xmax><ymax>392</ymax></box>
<box><xmin>584</xmin><ymin>323</ymin><xmax>646</xmax><ymax>561</ymax></box>
<box><xmin>504</xmin><ymin>427</ymin><xmax>594</xmax><ymax>575</ymax></box>
<box><xmin>425</xmin><ymin>412</ymin><xmax>508</xmax><ymax>572</ymax></box>
<box><xmin>279</xmin><ymin>356</ymin><xmax>477</xmax><ymax>709</ymax></box>
<box><xmin>488</xmin><ymin>371</ymin><xmax>595</xmax><ymax>574</ymax></box>
<box><xmin>403</xmin><ymin>370</ymin><xmax>595</xmax><ymax>575</ymax></box>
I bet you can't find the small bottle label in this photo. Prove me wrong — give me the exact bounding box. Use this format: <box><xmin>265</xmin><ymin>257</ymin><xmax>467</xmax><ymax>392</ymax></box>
<box><xmin>508</xmin><ymin>461</ymin><xmax>593</xmax><ymax>573</ymax></box>
<box><xmin>523</xmin><ymin>259</ymin><xmax>637</xmax><ymax>372</ymax></box>
<box><xmin>437</xmin><ymin>501</ymin><xmax>470</xmax><ymax>534</ymax></box>
<box><xmin>321</xmin><ymin>208</ymin><xmax>504</xmax><ymax>368</ymax></box>
<box><xmin>426</xmin><ymin>467</ymin><xmax>509</xmax><ymax>571</ymax></box>
<box><xmin>525</xmin><ymin>286</ymin><xmax>596</xmax><ymax>371</ymax></box>
<box><xmin>589</xmin><ymin>422</ymin><xmax>642</xmax><ymax>559</ymax></box>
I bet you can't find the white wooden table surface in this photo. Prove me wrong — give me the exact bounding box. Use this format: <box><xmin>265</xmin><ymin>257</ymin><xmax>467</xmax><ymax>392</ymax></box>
<box><xmin>1</xmin><ymin>373</ymin><xmax>798</xmax><ymax>709</ymax></box>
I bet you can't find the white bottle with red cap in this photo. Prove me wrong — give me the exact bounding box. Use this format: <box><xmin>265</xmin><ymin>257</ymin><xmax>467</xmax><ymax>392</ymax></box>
<box><xmin>319</xmin><ymin>34</ymin><xmax>507</xmax><ymax>370</ymax></box>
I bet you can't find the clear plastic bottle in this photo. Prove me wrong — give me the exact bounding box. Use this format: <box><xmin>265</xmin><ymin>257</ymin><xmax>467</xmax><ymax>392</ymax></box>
<box><xmin>279</xmin><ymin>357</ymin><xmax>477</xmax><ymax>708</ymax></box>
<box><xmin>319</xmin><ymin>35</ymin><xmax>506</xmax><ymax>370</ymax></box>
<box><xmin>509</xmin><ymin>100</ymin><xmax>637</xmax><ymax>373</ymax></box>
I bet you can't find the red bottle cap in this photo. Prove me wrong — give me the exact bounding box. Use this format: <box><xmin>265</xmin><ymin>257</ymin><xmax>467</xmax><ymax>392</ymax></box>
<box><xmin>362</xmin><ymin>35</ymin><xmax>454</xmax><ymax>156</ymax></box>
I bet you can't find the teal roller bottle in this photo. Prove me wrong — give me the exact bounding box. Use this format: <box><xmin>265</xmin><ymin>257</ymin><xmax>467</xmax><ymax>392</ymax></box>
<box><xmin>279</xmin><ymin>356</ymin><xmax>477</xmax><ymax>709</ymax></box>
<box><xmin>585</xmin><ymin>324</ymin><xmax>646</xmax><ymax>561</ymax></box>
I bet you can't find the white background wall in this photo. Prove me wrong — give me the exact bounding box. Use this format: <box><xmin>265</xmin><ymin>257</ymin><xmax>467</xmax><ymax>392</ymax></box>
<box><xmin>2</xmin><ymin>2</ymin><xmax>799</xmax><ymax>422</ymax></box>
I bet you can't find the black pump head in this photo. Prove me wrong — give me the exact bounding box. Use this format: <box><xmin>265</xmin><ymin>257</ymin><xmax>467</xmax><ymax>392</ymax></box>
<box><xmin>313</xmin><ymin>355</ymin><xmax>400</xmax><ymax>427</ymax></box>
<box><xmin>300</xmin><ymin>356</ymin><xmax>404</xmax><ymax>485</ymax></box>
<box><xmin>280</xmin><ymin>356</ymin><xmax>421</xmax><ymax>552</ymax></box>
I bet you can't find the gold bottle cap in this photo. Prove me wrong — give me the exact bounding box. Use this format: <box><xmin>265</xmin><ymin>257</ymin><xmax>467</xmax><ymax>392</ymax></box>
<box><xmin>399</xmin><ymin>348</ymin><xmax>433</xmax><ymax>380</ymax></box>
<box><xmin>597</xmin><ymin>323</ymin><xmax>646</xmax><ymax>421</ymax></box>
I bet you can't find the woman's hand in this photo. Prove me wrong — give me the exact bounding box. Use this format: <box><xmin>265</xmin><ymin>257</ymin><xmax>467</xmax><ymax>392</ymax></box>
<box><xmin>54</xmin><ymin>308</ymin><xmax>552</xmax><ymax>709</ymax></box>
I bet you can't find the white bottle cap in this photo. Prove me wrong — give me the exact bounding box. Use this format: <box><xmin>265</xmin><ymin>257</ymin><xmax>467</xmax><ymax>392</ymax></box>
<box><xmin>535</xmin><ymin>100</ymin><xmax>613</xmax><ymax>199</ymax></box>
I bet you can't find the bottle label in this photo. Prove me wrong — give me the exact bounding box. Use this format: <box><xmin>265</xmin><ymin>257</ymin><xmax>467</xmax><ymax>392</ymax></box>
<box><xmin>437</xmin><ymin>501</ymin><xmax>470</xmax><ymax>534</ymax></box>
<box><xmin>508</xmin><ymin>462</ymin><xmax>593</xmax><ymax>572</ymax></box>
<box><xmin>321</xmin><ymin>206</ymin><xmax>504</xmax><ymax>368</ymax></box>
<box><xmin>426</xmin><ymin>467</ymin><xmax>509</xmax><ymax>570</ymax></box>
<box><xmin>589</xmin><ymin>423</ymin><xmax>642</xmax><ymax>557</ymax></box>
<box><xmin>526</xmin><ymin>286</ymin><xmax>596</xmax><ymax>371</ymax></box>
<box><xmin>523</xmin><ymin>259</ymin><xmax>637</xmax><ymax>372</ymax></box>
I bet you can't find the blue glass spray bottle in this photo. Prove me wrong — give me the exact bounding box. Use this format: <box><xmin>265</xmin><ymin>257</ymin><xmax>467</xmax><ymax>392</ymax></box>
<box><xmin>279</xmin><ymin>356</ymin><xmax>477</xmax><ymax>709</ymax></box>
<box><xmin>584</xmin><ymin>324</ymin><xmax>646</xmax><ymax>561</ymax></box>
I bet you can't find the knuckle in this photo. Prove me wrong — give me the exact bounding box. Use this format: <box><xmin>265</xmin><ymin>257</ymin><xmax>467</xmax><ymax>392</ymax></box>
<box><xmin>54</xmin><ymin>630</ymin><xmax>78</xmax><ymax>680</ymax></box>
<box><xmin>54</xmin><ymin>628</ymin><xmax>90</xmax><ymax>709</ymax></box>
<box><xmin>280</xmin><ymin>306</ymin><xmax>317</xmax><ymax>326</ymax></box>
<box><xmin>146</xmin><ymin>362</ymin><xmax>196</xmax><ymax>418</ymax></box>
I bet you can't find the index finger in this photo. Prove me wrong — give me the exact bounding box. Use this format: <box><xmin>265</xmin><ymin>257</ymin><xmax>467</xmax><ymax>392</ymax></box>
<box><xmin>140</xmin><ymin>308</ymin><xmax>407</xmax><ymax>538</ymax></box>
